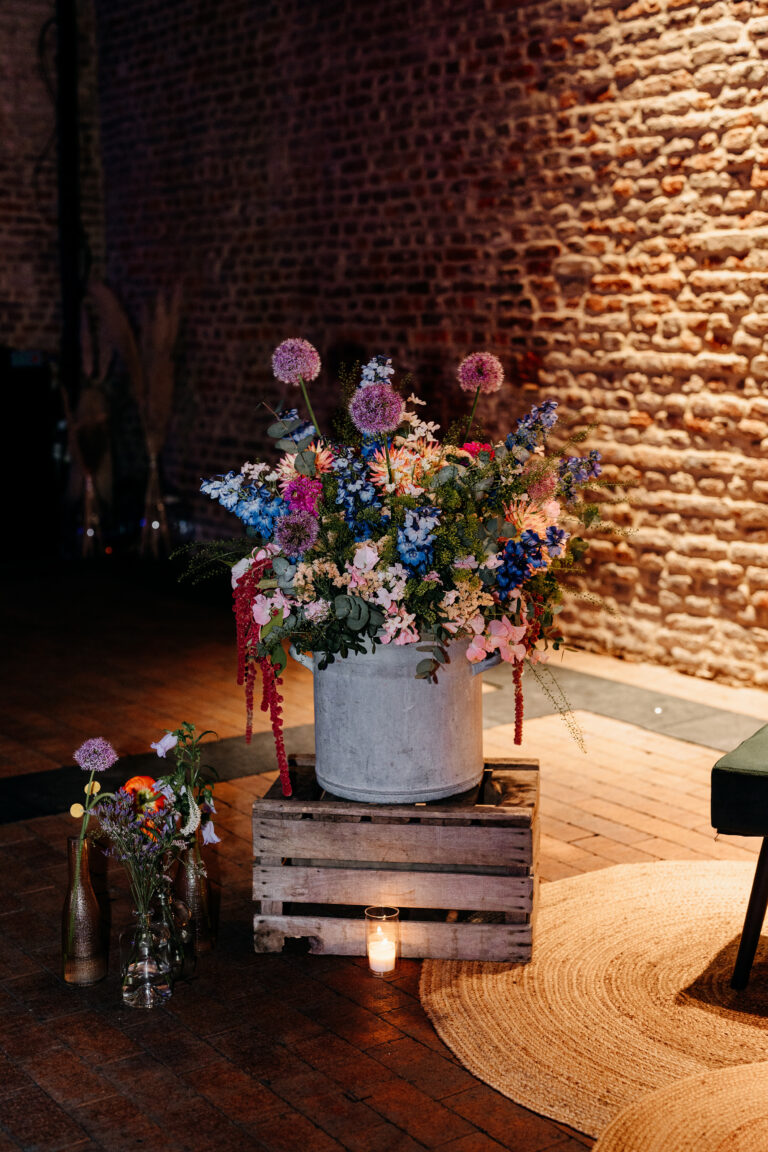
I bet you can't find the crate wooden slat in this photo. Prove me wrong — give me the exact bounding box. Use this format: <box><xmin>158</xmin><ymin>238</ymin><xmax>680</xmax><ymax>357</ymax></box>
<box><xmin>253</xmin><ymin>914</ymin><xmax>533</xmax><ymax>962</ymax></box>
<box><xmin>253</xmin><ymin>817</ymin><xmax>533</xmax><ymax>870</ymax></box>
<box><xmin>254</xmin><ymin>864</ymin><xmax>534</xmax><ymax>912</ymax></box>
<box><xmin>253</xmin><ymin>757</ymin><xmax>539</xmax><ymax>962</ymax></box>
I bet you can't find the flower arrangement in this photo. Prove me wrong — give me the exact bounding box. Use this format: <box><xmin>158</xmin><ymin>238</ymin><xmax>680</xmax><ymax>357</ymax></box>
<box><xmin>67</xmin><ymin>724</ymin><xmax>221</xmax><ymax>913</ymax></box>
<box><xmin>97</xmin><ymin>776</ymin><xmax>181</xmax><ymax>914</ymax></box>
<box><xmin>200</xmin><ymin>344</ymin><xmax>602</xmax><ymax>796</ymax></box>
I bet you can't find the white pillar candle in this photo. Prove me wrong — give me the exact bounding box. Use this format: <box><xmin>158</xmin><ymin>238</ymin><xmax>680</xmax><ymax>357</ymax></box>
<box><xmin>368</xmin><ymin>928</ymin><xmax>397</xmax><ymax>974</ymax></box>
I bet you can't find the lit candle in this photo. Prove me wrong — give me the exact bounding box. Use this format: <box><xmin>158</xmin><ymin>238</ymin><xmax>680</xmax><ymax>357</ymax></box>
<box><xmin>368</xmin><ymin>926</ymin><xmax>397</xmax><ymax>974</ymax></box>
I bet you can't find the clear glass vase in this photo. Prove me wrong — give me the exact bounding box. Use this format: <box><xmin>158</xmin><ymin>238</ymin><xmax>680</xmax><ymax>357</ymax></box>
<box><xmin>154</xmin><ymin>880</ymin><xmax>194</xmax><ymax>982</ymax></box>
<box><xmin>119</xmin><ymin>911</ymin><xmax>172</xmax><ymax>1008</ymax></box>
<box><xmin>61</xmin><ymin>836</ymin><xmax>108</xmax><ymax>986</ymax></box>
<box><xmin>174</xmin><ymin>832</ymin><xmax>214</xmax><ymax>954</ymax></box>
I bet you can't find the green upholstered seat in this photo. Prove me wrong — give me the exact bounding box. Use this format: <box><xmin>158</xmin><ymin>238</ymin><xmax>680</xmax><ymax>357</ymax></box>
<box><xmin>712</xmin><ymin>723</ymin><xmax>768</xmax><ymax>836</ymax></box>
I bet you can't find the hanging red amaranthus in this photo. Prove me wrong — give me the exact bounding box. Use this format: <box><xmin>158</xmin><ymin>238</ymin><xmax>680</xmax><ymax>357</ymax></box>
<box><xmin>232</xmin><ymin>555</ymin><xmax>292</xmax><ymax>796</ymax></box>
<box><xmin>259</xmin><ymin>657</ymin><xmax>291</xmax><ymax>796</ymax></box>
<box><xmin>513</xmin><ymin>598</ymin><xmax>545</xmax><ymax>746</ymax></box>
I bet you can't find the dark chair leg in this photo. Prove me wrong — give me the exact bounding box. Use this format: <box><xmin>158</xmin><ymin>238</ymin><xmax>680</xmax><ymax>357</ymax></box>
<box><xmin>731</xmin><ymin>837</ymin><xmax>768</xmax><ymax>990</ymax></box>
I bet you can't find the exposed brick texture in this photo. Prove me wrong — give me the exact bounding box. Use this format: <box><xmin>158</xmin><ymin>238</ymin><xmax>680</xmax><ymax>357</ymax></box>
<box><xmin>1</xmin><ymin>0</ymin><xmax>104</xmax><ymax>355</ymax></box>
<box><xmin>6</xmin><ymin>0</ymin><xmax>768</xmax><ymax>682</ymax></box>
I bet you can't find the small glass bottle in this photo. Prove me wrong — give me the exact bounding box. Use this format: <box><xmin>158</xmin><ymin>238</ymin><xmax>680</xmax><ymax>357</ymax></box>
<box><xmin>155</xmin><ymin>880</ymin><xmax>194</xmax><ymax>982</ymax></box>
<box><xmin>61</xmin><ymin>836</ymin><xmax>108</xmax><ymax>986</ymax></box>
<box><xmin>119</xmin><ymin>911</ymin><xmax>172</xmax><ymax>1009</ymax></box>
<box><xmin>174</xmin><ymin>830</ymin><xmax>214</xmax><ymax>954</ymax></box>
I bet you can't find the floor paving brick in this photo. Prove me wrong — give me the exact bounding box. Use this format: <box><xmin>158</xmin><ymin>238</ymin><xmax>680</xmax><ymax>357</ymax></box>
<box><xmin>445</xmin><ymin>1084</ymin><xmax>578</xmax><ymax>1152</ymax></box>
<box><xmin>6</xmin><ymin>565</ymin><xmax>768</xmax><ymax>1150</ymax></box>
<box><xmin>365</xmin><ymin>1035</ymin><xmax>480</xmax><ymax>1101</ymax></box>
<box><xmin>0</xmin><ymin>1083</ymin><xmax>92</xmax><ymax>1151</ymax></box>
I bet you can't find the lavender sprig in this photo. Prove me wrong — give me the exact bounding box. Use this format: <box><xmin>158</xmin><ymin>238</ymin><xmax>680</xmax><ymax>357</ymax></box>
<box><xmin>97</xmin><ymin>790</ymin><xmax>179</xmax><ymax>914</ymax></box>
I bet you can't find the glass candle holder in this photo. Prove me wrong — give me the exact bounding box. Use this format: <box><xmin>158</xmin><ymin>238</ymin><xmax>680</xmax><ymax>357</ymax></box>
<box><xmin>365</xmin><ymin>906</ymin><xmax>400</xmax><ymax>976</ymax></box>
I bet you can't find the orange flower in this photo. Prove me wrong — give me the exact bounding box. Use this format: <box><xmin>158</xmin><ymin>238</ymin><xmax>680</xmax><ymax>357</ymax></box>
<box><xmin>123</xmin><ymin>775</ymin><xmax>166</xmax><ymax>814</ymax></box>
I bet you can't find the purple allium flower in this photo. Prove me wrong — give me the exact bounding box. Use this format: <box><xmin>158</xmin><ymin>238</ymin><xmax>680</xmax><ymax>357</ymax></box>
<box><xmin>281</xmin><ymin>474</ymin><xmax>323</xmax><ymax>515</ymax></box>
<box><xmin>457</xmin><ymin>352</ymin><xmax>505</xmax><ymax>395</ymax></box>
<box><xmin>271</xmin><ymin>338</ymin><xmax>321</xmax><ymax>386</ymax></box>
<box><xmin>274</xmin><ymin>509</ymin><xmax>320</xmax><ymax>558</ymax></box>
<box><xmin>73</xmin><ymin>737</ymin><xmax>118</xmax><ymax>773</ymax></box>
<box><xmin>349</xmin><ymin>382</ymin><xmax>404</xmax><ymax>436</ymax></box>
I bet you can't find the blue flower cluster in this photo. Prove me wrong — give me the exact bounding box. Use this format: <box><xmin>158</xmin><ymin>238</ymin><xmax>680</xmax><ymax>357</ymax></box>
<box><xmin>277</xmin><ymin>407</ymin><xmax>316</xmax><ymax>443</ymax></box>
<box><xmin>359</xmin><ymin>437</ymin><xmax>386</xmax><ymax>461</ymax></box>
<box><xmin>397</xmin><ymin>507</ymin><xmax>441</xmax><ymax>575</ymax></box>
<box><xmin>331</xmin><ymin>452</ymin><xmax>382</xmax><ymax>541</ymax></box>
<box><xmin>544</xmin><ymin>525</ymin><xmax>568</xmax><ymax>557</ymax></box>
<box><xmin>506</xmin><ymin>400</ymin><xmax>559</xmax><ymax>454</ymax></box>
<box><xmin>360</xmin><ymin>355</ymin><xmax>394</xmax><ymax>386</ymax></box>
<box><xmin>557</xmin><ymin>450</ymin><xmax>602</xmax><ymax>500</ymax></box>
<box><xmin>495</xmin><ymin>527</ymin><xmax>565</xmax><ymax>597</ymax></box>
<box><xmin>201</xmin><ymin>473</ymin><xmax>285</xmax><ymax>539</ymax></box>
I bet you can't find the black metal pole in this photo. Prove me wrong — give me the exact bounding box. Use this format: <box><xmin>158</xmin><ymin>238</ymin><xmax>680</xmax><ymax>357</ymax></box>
<box><xmin>55</xmin><ymin>0</ymin><xmax>82</xmax><ymax>405</ymax></box>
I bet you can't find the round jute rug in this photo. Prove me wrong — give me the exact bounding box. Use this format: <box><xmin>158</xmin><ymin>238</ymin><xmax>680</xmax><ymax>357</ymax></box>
<box><xmin>593</xmin><ymin>1063</ymin><xmax>768</xmax><ymax>1152</ymax></box>
<box><xmin>420</xmin><ymin>861</ymin><xmax>768</xmax><ymax>1138</ymax></box>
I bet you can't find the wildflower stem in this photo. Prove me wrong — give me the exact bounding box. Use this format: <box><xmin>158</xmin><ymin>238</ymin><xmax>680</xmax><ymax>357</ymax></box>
<box><xmin>383</xmin><ymin>437</ymin><xmax>394</xmax><ymax>485</ymax></box>
<box><xmin>465</xmin><ymin>385</ymin><xmax>481</xmax><ymax>441</ymax></box>
<box><xmin>298</xmin><ymin>377</ymin><xmax>322</xmax><ymax>439</ymax></box>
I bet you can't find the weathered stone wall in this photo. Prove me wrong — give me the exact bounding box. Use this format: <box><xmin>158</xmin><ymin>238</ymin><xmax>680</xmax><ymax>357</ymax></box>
<box><xmin>1</xmin><ymin>0</ymin><xmax>104</xmax><ymax>355</ymax></box>
<box><xmin>92</xmin><ymin>0</ymin><xmax>768</xmax><ymax>683</ymax></box>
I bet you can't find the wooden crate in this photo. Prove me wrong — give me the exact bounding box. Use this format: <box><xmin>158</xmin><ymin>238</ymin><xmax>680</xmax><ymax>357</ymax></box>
<box><xmin>253</xmin><ymin>755</ymin><xmax>539</xmax><ymax>962</ymax></box>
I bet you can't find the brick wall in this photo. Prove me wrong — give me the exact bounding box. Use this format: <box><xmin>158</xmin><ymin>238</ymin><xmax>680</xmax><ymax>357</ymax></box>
<box><xmin>92</xmin><ymin>0</ymin><xmax>768</xmax><ymax>684</ymax></box>
<box><xmin>1</xmin><ymin>0</ymin><xmax>103</xmax><ymax>356</ymax></box>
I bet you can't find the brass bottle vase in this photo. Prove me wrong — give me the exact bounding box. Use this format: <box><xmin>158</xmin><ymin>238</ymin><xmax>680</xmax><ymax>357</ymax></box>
<box><xmin>61</xmin><ymin>836</ymin><xmax>108</xmax><ymax>985</ymax></box>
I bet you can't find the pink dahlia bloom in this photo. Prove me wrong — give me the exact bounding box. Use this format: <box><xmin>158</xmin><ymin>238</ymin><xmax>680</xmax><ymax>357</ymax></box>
<box><xmin>457</xmin><ymin>352</ymin><xmax>504</xmax><ymax>395</ymax></box>
<box><xmin>461</xmin><ymin>441</ymin><xmax>496</xmax><ymax>459</ymax></box>
<box><xmin>349</xmin><ymin>382</ymin><xmax>404</xmax><ymax>436</ymax></box>
<box><xmin>271</xmin><ymin>339</ymin><xmax>321</xmax><ymax>386</ymax></box>
<box><xmin>281</xmin><ymin>474</ymin><xmax>323</xmax><ymax>514</ymax></box>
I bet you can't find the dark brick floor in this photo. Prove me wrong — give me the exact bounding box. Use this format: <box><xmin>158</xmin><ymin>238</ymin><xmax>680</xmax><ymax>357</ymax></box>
<box><xmin>0</xmin><ymin>564</ymin><xmax>594</xmax><ymax>1151</ymax></box>
<box><xmin>0</xmin><ymin>809</ymin><xmax>592</xmax><ymax>1152</ymax></box>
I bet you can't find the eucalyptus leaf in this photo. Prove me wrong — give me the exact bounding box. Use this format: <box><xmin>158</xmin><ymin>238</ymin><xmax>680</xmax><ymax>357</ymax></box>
<box><xmin>334</xmin><ymin>595</ymin><xmax>352</xmax><ymax>619</ymax></box>
<box><xmin>416</xmin><ymin>659</ymin><xmax>437</xmax><ymax>676</ymax></box>
<box><xmin>294</xmin><ymin>434</ymin><xmax>315</xmax><ymax>451</ymax></box>
<box><xmin>430</xmin><ymin>465</ymin><xmax>458</xmax><ymax>488</ymax></box>
<box><xmin>294</xmin><ymin>449</ymin><xmax>317</xmax><ymax>477</ymax></box>
<box><xmin>275</xmin><ymin>438</ymin><xmax>299</xmax><ymax>452</ymax></box>
<box><xmin>268</xmin><ymin>418</ymin><xmax>301</xmax><ymax>438</ymax></box>
<box><xmin>260</xmin><ymin>609</ymin><xmax>283</xmax><ymax>641</ymax></box>
<box><xmin>272</xmin><ymin>556</ymin><xmax>291</xmax><ymax>575</ymax></box>
<box><xmin>276</xmin><ymin>561</ymin><xmax>297</xmax><ymax>590</ymax></box>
